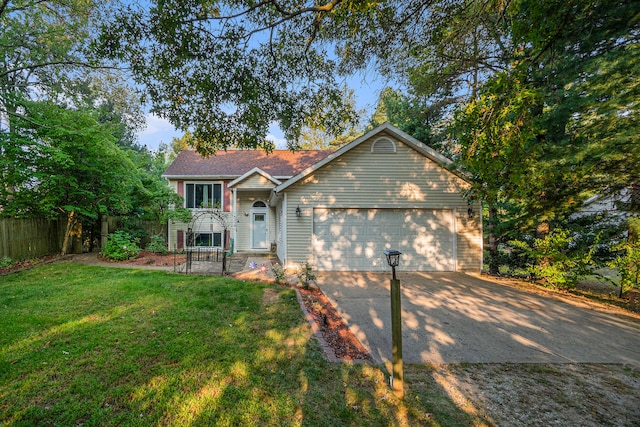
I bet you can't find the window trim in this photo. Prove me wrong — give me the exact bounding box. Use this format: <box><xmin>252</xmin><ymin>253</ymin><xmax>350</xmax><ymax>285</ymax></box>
<box><xmin>189</xmin><ymin>231</ymin><xmax>223</xmax><ymax>248</ymax></box>
<box><xmin>184</xmin><ymin>181</ymin><xmax>224</xmax><ymax>210</ymax></box>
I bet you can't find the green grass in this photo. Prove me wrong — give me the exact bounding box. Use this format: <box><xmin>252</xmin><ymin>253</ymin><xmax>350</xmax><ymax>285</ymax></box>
<box><xmin>0</xmin><ymin>262</ymin><xmax>478</xmax><ymax>426</ymax></box>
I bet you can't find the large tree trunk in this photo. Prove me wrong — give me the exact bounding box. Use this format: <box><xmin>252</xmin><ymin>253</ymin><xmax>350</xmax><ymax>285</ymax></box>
<box><xmin>61</xmin><ymin>211</ymin><xmax>81</xmax><ymax>255</ymax></box>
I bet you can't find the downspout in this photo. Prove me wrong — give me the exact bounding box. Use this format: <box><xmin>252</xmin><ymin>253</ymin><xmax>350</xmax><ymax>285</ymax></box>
<box><xmin>232</xmin><ymin>188</ymin><xmax>237</xmax><ymax>254</ymax></box>
<box><xmin>282</xmin><ymin>192</ymin><xmax>288</xmax><ymax>268</ymax></box>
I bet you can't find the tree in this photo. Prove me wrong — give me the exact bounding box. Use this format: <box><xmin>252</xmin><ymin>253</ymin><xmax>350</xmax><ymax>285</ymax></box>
<box><xmin>0</xmin><ymin>0</ymin><xmax>109</xmax><ymax>120</ymax></box>
<box><xmin>449</xmin><ymin>0</ymin><xmax>639</xmax><ymax>271</ymax></box>
<box><xmin>369</xmin><ymin>87</ymin><xmax>452</xmax><ymax>155</ymax></box>
<box><xmin>0</xmin><ymin>98</ymin><xmax>141</xmax><ymax>253</ymax></box>
<box><xmin>296</xmin><ymin>86</ymin><xmax>362</xmax><ymax>150</ymax></box>
<box><xmin>95</xmin><ymin>1</ymin><xmax>415</xmax><ymax>153</ymax></box>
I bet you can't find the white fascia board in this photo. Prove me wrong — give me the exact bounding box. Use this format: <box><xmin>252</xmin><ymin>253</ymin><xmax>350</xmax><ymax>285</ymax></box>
<box><xmin>162</xmin><ymin>174</ymin><xmax>239</xmax><ymax>180</ymax></box>
<box><xmin>227</xmin><ymin>167</ymin><xmax>282</xmax><ymax>189</ymax></box>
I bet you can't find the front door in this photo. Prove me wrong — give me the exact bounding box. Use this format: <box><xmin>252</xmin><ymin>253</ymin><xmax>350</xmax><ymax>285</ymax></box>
<box><xmin>252</xmin><ymin>212</ymin><xmax>268</xmax><ymax>249</ymax></box>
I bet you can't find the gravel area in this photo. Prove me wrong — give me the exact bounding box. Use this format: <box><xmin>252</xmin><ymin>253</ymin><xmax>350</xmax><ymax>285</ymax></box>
<box><xmin>425</xmin><ymin>362</ymin><xmax>640</xmax><ymax>426</ymax></box>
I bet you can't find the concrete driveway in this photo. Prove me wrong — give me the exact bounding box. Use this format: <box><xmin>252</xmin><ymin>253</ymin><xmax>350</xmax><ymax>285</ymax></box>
<box><xmin>315</xmin><ymin>272</ymin><xmax>640</xmax><ymax>366</ymax></box>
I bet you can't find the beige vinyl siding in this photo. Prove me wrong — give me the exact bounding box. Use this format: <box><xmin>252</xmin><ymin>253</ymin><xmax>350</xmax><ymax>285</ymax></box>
<box><xmin>283</xmin><ymin>133</ymin><xmax>482</xmax><ymax>271</ymax></box>
<box><xmin>167</xmin><ymin>179</ymin><xmax>182</xmax><ymax>251</ymax></box>
<box><xmin>234</xmin><ymin>174</ymin><xmax>277</xmax><ymax>189</ymax></box>
<box><xmin>166</xmin><ymin>179</ymin><xmax>233</xmax><ymax>251</ymax></box>
<box><xmin>234</xmin><ymin>190</ymin><xmax>276</xmax><ymax>251</ymax></box>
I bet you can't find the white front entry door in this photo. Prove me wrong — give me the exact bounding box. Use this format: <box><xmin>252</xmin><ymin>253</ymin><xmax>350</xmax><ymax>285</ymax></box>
<box><xmin>252</xmin><ymin>212</ymin><xmax>268</xmax><ymax>249</ymax></box>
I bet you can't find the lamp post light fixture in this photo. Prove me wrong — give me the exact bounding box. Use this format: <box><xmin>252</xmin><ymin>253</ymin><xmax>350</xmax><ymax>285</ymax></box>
<box><xmin>384</xmin><ymin>249</ymin><xmax>401</xmax><ymax>279</ymax></box>
<box><xmin>295</xmin><ymin>205</ymin><xmax>302</xmax><ymax>217</ymax></box>
<box><xmin>384</xmin><ymin>249</ymin><xmax>404</xmax><ymax>399</ymax></box>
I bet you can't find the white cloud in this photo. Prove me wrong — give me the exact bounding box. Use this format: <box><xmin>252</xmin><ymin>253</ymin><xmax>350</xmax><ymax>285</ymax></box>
<box><xmin>137</xmin><ymin>113</ymin><xmax>183</xmax><ymax>150</ymax></box>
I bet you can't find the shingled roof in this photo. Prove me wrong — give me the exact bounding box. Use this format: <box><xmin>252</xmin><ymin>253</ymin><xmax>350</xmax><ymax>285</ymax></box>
<box><xmin>162</xmin><ymin>150</ymin><xmax>334</xmax><ymax>179</ymax></box>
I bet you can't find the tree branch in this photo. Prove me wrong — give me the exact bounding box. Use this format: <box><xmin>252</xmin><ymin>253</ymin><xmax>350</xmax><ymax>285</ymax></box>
<box><xmin>0</xmin><ymin>61</ymin><xmax>123</xmax><ymax>79</ymax></box>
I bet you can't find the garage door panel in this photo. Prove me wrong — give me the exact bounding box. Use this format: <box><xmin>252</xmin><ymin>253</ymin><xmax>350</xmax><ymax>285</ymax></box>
<box><xmin>349</xmin><ymin>225</ymin><xmax>365</xmax><ymax>239</ymax></box>
<box><xmin>313</xmin><ymin>208</ymin><xmax>455</xmax><ymax>271</ymax></box>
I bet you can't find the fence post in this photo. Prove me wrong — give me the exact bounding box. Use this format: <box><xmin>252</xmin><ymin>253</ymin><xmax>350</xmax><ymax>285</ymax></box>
<box><xmin>101</xmin><ymin>217</ymin><xmax>109</xmax><ymax>249</ymax></box>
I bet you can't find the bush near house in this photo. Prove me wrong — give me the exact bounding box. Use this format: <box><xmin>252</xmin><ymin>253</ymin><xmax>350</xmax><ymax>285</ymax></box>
<box><xmin>100</xmin><ymin>230</ymin><xmax>141</xmax><ymax>261</ymax></box>
<box><xmin>145</xmin><ymin>234</ymin><xmax>168</xmax><ymax>255</ymax></box>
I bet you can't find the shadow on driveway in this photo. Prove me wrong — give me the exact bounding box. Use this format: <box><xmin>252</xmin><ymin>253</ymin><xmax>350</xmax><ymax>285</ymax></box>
<box><xmin>315</xmin><ymin>272</ymin><xmax>640</xmax><ymax>366</ymax></box>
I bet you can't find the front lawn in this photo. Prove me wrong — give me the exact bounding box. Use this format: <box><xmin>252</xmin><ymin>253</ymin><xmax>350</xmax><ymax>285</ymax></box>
<box><xmin>0</xmin><ymin>262</ymin><xmax>472</xmax><ymax>426</ymax></box>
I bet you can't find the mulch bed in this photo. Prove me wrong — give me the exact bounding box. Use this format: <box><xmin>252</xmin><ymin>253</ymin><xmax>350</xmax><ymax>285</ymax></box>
<box><xmin>0</xmin><ymin>255</ymin><xmax>62</xmax><ymax>276</ymax></box>
<box><xmin>98</xmin><ymin>251</ymin><xmax>186</xmax><ymax>266</ymax></box>
<box><xmin>298</xmin><ymin>287</ymin><xmax>372</xmax><ymax>362</ymax></box>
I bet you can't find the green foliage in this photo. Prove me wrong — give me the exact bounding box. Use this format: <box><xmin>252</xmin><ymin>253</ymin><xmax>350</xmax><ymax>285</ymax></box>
<box><xmin>0</xmin><ymin>99</ymin><xmax>140</xmax><ymax>220</ymax></box>
<box><xmin>271</xmin><ymin>263</ymin><xmax>287</xmax><ymax>285</ymax></box>
<box><xmin>101</xmin><ymin>231</ymin><xmax>141</xmax><ymax>261</ymax></box>
<box><xmin>369</xmin><ymin>88</ymin><xmax>449</xmax><ymax>154</ymax></box>
<box><xmin>510</xmin><ymin>228</ymin><xmax>596</xmax><ymax>288</ymax></box>
<box><xmin>608</xmin><ymin>217</ymin><xmax>640</xmax><ymax>296</ymax></box>
<box><xmin>145</xmin><ymin>235</ymin><xmax>167</xmax><ymax>255</ymax></box>
<box><xmin>0</xmin><ymin>0</ymin><xmax>97</xmax><ymax>101</ymax></box>
<box><xmin>94</xmin><ymin>2</ymin><xmax>360</xmax><ymax>153</ymax></box>
<box><xmin>0</xmin><ymin>256</ymin><xmax>13</xmax><ymax>268</ymax></box>
<box><xmin>296</xmin><ymin>262</ymin><xmax>317</xmax><ymax>290</ymax></box>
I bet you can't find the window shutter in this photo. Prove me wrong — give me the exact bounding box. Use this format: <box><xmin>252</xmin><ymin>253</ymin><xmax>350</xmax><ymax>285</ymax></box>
<box><xmin>177</xmin><ymin>230</ymin><xmax>184</xmax><ymax>250</ymax></box>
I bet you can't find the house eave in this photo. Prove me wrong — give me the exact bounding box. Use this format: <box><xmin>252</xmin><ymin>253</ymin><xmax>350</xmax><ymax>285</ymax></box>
<box><xmin>162</xmin><ymin>174</ymin><xmax>240</xmax><ymax>181</ymax></box>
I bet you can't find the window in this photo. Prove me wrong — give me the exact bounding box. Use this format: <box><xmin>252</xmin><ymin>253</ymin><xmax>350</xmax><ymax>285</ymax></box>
<box><xmin>186</xmin><ymin>183</ymin><xmax>222</xmax><ymax>209</ymax></box>
<box><xmin>193</xmin><ymin>232</ymin><xmax>222</xmax><ymax>247</ymax></box>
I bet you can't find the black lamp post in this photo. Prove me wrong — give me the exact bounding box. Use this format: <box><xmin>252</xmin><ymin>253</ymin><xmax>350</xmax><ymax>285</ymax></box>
<box><xmin>384</xmin><ymin>249</ymin><xmax>403</xmax><ymax>398</ymax></box>
<box><xmin>384</xmin><ymin>249</ymin><xmax>401</xmax><ymax>280</ymax></box>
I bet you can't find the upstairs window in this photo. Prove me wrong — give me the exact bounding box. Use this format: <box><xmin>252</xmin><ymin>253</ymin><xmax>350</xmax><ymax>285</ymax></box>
<box><xmin>186</xmin><ymin>183</ymin><xmax>222</xmax><ymax>209</ymax></box>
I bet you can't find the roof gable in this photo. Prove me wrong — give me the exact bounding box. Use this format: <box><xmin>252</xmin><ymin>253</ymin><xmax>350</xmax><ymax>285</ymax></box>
<box><xmin>227</xmin><ymin>167</ymin><xmax>281</xmax><ymax>189</ymax></box>
<box><xmin>162</xmin><ymin>149</ymin><xmax>333</xmax><ymax>179</ymax></box>
<box><xmin>275</xmin><ymin>123</ymin><xmax>461</xmax><ymax>192</ymax></box>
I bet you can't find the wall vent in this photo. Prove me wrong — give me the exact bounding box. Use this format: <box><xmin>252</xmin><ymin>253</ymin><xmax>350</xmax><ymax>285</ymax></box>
<box><xmin>371</xmin><ymin>137</ymin><xmax>397</xmax><ymax>154</ymax></box>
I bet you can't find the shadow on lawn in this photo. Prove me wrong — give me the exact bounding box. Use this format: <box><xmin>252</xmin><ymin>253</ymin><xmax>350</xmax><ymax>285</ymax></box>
<box><xmin>0</xmin><ymin>264</ymin><xmax>483</xmax><ymax>426</ymax></box>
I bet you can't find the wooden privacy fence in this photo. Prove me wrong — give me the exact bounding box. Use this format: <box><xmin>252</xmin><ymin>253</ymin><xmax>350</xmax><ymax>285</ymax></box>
<box><xmin>101</xmin><ymin>217</ymin><xmax>167</xmax><ymax>249</ymax></box>
<box><xmin>0</xmin><ymin>218</ymin><xmax>67</xmax><ymax>261</ymax></box>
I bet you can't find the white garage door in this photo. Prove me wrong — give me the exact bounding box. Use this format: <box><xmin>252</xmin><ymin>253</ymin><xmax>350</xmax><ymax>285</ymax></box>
<box><xmin>313</xmin><ymin>208</ymin><xmax>456</xmax><ymax>271</ymax></box>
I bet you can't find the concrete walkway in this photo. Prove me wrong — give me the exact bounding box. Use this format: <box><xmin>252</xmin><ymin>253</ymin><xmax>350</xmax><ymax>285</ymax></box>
<box><xmin>315</xmin><ymin>272</ymin><xmax>640</xmax><ymax>366</ymax></box>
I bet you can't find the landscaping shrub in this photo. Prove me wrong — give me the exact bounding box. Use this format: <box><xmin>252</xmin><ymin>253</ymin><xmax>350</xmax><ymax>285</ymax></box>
<box><xmin>608</xmin><ymin>217</ymin><xmax>640</xmax><ymax>297</ymax></box>
<box><xmin>271</xmin><ymin>263</ymin><xmax>287</xmax><ymax>285</ymax></box>
<box><xmin>145</xmin><ymin>234</ymin><xmax>167</xmax><ymax>254</ymax></box>
<box><xmin>101</xmin><ymin>231</ymin><xmax>141</xmax><ymax>260</ymax></box>
<box><xmin>510</xmin><ymin>228</ymin><xmax>595</xmax><ymax>288</ymax></box>
<box><xmin>0</xmin><ymin>256</ymin><xmax>13</xmax><ymax>268</ymax></box>
<box><xmin>297</xmin><ymin>262</ymin><xmax>316</xmax><ymax>289</ymax></box>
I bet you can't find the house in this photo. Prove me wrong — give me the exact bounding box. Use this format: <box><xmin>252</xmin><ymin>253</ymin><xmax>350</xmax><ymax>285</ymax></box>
<box><xmin>162</xmin><ymin>123</ymin><xmax>483</xmax><ymax>272</ymax></box>
<box><xmin>573</xmin><ymin>188</ymin><xmax>634</xmax><ymax>222</ymax></box>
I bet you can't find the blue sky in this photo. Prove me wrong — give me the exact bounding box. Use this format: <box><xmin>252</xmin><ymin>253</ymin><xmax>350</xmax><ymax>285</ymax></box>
<box><xmin>137</xmin><ymin>72</ymin><xmax>389</xmax><ymax>151</ymax></box>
